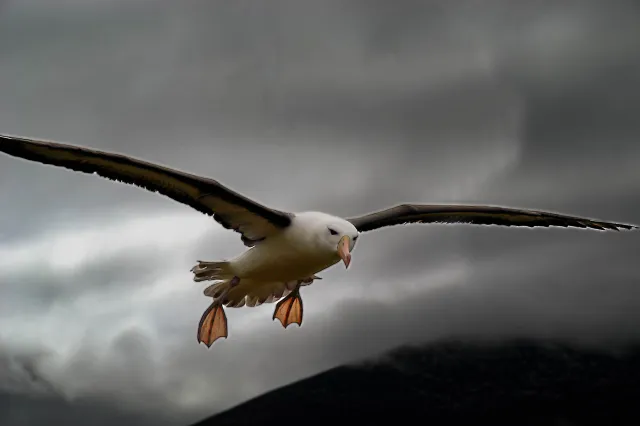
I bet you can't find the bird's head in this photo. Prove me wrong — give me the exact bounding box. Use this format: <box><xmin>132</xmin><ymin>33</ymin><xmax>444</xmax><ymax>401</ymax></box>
<box><xmin>294</xmin><ymin>212</ymin><xmax>360</xmax><ymax>269</ymax></box>
<box><xmin>324</xmin><ymin>221</ymin><xmax>359</xmax><ymax>269</ymax></box>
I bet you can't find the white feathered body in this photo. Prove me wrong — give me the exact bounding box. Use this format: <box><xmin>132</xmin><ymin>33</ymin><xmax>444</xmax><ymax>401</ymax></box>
<box><xmin>194</xmin><ymin>212</ymin><xmax>357</xmax><ymax>309</ymax></box>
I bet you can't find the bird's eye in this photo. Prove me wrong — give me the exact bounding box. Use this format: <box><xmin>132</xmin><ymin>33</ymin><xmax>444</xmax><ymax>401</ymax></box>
<box><xmin>328</xmin><ymin>228</ymin><xmax>339</xmax><ymax>235</ymax></box>
<box><xmin>353</xmin><ymin>235</ymin><xmax>358</xmax><ymax>241</ymax></box>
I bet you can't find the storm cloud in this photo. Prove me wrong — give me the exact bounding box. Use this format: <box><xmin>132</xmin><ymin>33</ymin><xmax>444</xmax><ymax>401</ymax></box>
<box><xmin>1</xmin><ymin>0</ymin><xmax>639</xmax><ymax>424</ymax></box>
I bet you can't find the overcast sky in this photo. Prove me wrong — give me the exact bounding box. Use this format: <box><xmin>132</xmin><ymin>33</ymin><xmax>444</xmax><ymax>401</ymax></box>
<box><xmin>1</xmin><ymin>0</ymin><xmax>640</xmax><ymax>424</ymax></box>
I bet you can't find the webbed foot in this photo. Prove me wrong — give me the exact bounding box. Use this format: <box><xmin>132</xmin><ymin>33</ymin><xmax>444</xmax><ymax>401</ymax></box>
<box><xmin>197</xmin><ymin>302</ymin><xmax>228</xmax><ymax>347</ymax></box>
<box><xmin>273</xmin><ymin>286</ymin><xmax>303</xmax><ymax>328</ymax></box>
<box><xmin>197</xmin><ymin>276</ymin><xmax>240</xmax><ymax>347</ymax></box>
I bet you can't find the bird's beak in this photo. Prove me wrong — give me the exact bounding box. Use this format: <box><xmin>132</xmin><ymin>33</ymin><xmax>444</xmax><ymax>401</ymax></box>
<box><xmin>337</xmin><ymin>235</ymin><xmax>351</xmax><ymax>269</ymax></box>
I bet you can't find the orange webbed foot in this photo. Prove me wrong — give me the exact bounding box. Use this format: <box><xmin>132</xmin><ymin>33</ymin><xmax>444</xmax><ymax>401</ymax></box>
<box><xmin>197</xmin><ymin>302</ymin><xmax>228</xmax><ymax>347</ymax></box>
<box><xmin>273</xmin><ymin>290</ymin><xmax>303</xmax><ymax>328</ymax></box>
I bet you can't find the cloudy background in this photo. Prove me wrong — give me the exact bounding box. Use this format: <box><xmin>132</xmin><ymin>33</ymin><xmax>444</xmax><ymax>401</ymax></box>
<box><xmin>1</xmin><ymin>0</ymin><xmax>640</xmax><ymax>424</ymax></box>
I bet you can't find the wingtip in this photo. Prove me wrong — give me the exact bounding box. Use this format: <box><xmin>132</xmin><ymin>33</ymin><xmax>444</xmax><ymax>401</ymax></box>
<box><xmin>593</xmin><ymin>221</ymin><xmax>638</xmax><ymax>232</ymax></box>
<box><xmin>617</xmin><ymin>223</ymin><xmax>638</xmax><ymax>231</ymax></box>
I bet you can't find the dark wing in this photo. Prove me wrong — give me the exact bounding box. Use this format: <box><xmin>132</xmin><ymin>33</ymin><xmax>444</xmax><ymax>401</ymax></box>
<box><xmin>0</xmin><ymin>134</ymin><xmax>293</xmax><ymax>246</ymax></box>
<box><xmin>346</xmin><ymin>204</ymin><xmax>637</xmax><ymax>233</ymax></box>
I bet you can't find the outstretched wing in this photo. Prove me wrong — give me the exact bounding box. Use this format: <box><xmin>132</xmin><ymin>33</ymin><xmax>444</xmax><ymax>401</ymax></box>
<box><xmin>0</xmin><ymin>133</ymin><xmax>293</xmax><ymax>246</ymax></box>
<box><xmin>346</xmin><ymin>204</ymin><xmax>637</xmax><ymax>233</ymax></box>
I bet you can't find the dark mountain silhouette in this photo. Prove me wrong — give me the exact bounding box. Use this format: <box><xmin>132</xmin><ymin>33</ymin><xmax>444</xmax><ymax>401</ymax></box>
<box><xmin>190</xmin><ymin>339</ymin><xmax>640</xmax><ymax>426</ymax></box>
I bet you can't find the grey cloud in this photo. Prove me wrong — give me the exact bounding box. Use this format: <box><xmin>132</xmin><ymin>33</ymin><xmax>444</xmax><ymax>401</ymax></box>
<box><xmin>0</xmin><ymin>345</ymin><xmax>157</xmax><ymax>426</ymax></box>
<box><xmin>0</xmin><ymin>344</ymin><xmax>58</xmax><ymax>395</ymax></box>
<box><xmin>1</xmin><ymin>0</ymin><xmax>640</xmax><ymax>425</ymax></box>
<box><xmin>0</xmin><ymin>391</ymin><xmax>164</xmax><ymax>426</ymax></box>
<box><xmin>1</xmin><ymin>250</ymin><xmax>179</xmax><ymax>313</ymax></box>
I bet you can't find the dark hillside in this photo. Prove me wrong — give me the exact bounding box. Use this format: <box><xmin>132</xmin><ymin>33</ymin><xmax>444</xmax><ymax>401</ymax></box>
<box><xmin>191</xmin><ymin>339</ymin><xmax>640</xmax><ymax>426</ymax></box>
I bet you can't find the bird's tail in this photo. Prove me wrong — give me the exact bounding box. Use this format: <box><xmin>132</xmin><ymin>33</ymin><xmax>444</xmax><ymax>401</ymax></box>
<box><xmin>191</xmin><ymin>260</ymin><xmax>234</xmax><ymax>282</ymax></box>
<box><xmin>202</xmin><ymin>277</ymin><xmax>320</xmax><ymax>309</ymax></box>
<box><xmin>202</xmin><ymin>279</ymin><xmax>294</xmax><ymax>309</ymax></box>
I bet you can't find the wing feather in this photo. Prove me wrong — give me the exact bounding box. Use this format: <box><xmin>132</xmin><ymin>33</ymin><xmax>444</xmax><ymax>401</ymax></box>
<box><xmin>0</xmin><ymin>134</ymin><xmax>293</xmax><ymax>246</ymax></box>
<box><xmin>347</xmin><ymin>204</ymin><xmax>637</xmax><ymax>233</ymax></box>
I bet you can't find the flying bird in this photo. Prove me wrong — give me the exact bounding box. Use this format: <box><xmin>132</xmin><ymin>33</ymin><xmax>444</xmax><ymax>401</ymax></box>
<box><xmin>0</xmin><ymin>134</ymin><xmax>637</xmax><ymax>347</ymax></box>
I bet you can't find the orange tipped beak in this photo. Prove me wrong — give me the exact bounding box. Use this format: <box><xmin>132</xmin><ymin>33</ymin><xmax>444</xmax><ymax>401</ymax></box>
<box><xmin>337</xmin><ymin>235</ymin><xmax>351</xmax><ymax>269</ymax></box>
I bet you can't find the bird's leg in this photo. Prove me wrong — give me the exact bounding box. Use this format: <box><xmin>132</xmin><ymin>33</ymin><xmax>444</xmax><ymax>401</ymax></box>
<box><xmin>197</xmin><ymin>276</ymin><xmax>240</xmax><ymax>347</ymax></box>
<box><xmin>273</xmin><ymin>282</ymin><xmax>304</xmax><ymax>328</ymax></box>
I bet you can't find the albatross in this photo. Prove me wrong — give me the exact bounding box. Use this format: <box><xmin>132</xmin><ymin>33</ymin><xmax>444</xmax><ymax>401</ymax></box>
<box><xmin>0</xmin><ymin>134</ymin><xmax>637</xmax><ymax>347</ymax></box>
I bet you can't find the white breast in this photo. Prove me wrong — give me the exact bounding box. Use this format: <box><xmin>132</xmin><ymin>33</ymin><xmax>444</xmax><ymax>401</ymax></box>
<box><xmin>228</xmin><ymin>213</ymin><xmax>343</xmax><ymax>281</ymax></box>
